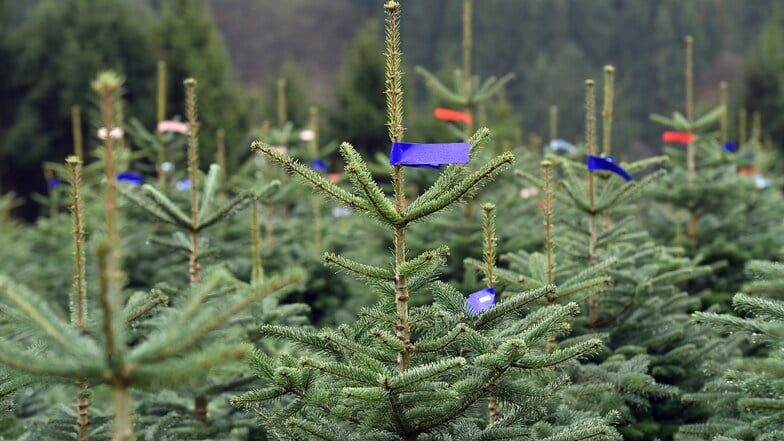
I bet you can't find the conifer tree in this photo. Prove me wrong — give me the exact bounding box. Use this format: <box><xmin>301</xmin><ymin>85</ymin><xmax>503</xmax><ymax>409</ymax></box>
<box><xmin>414</xmin><ymin>0</ymin><xmax>514</xmax><ymax>141</ymax></box>
<box><xmin>677</xmin><ymin>259</ymin><xmax>784</xmax><ymax>440</ymax></box>
<box><xmin>0</xmin><ymin>71</ymin><xmax>302</xmax><ymax>441</ymax></box>
<box><xmin>647</xmin><ymin>36</ymin><xmax>784</xmax><ymax>302</ymax></box>
<box><xmin>511</xmin><ymin>68</ymin><xmax>728</xmax><ymax>440</ymax></box>
<box><xmin>236</xmin><ymin>3</ymin><xmax>620</xmax><ymax>440</ymax></box>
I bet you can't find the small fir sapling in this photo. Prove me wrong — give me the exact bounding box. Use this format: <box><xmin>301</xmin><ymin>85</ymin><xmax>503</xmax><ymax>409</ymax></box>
<box><xmin>123</xmin><ymin>61</ymin><xmax>189</xmax><ymax>189</ymax></box>
<box><xmin>0</xmin><ymin>71</ymin><xmax>302</xmax><ymax>441</ymax></box>
<box><xmin>236</xmin><ymin>3</ymin><xmax>620</xmax><ymax>440</ymax></box>
<box><xmin>677</xmin><ymin>260</ymin><xmax>784</xmax><ymax>441</ymax></box>
<box><xmin>647</xmin><ymin>36</ymin><xmax>784</xmax><ymax>302</ymax></box>
<box><xmin>512</xmin><ymin>70</ymin><xmax>724</xmax><ymax>439</ymax></box>
<box><xmin>119</xmin><ymin>77</ymin><xmax>303</xmax><ymax>429</ymax></box>
<box><xmin>415</xmin><ymin>0</ymin><xmax>514</xmax><ymax>141</ymax></box>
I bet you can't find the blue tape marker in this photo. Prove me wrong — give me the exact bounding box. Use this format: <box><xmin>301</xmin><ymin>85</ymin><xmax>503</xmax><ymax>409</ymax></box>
<box><xmin>176</xmin><ymin>179</ymin><xmax>192</xmax><ymax>191</ymax></box>
<box><xmin>466</xmin><ymin>287</ymin><xmax>496</xmax><ymax>316</ymax></box>
<box><xmin>117</xmin><ymin>172</ymin><xmax>143</xmax><ymax>186</ymax></box>
<box><xmin>311</xmin><ymin>159</ymin><xmax>328</xmax><ymax>172</ymax></box>
<box><xmin>586</xmin><ymin>156</ymin><xmax>632</xmax><ymax>181</ymax></box>
<box><xmin>389</xmin><ymin>142</ymin><xmax>470</xmax><ymax>169</ymax></box>
<box><xmin>47</xmin><ymin>178</ymin><xmax>62</xmax><ymax>189</ymax></box>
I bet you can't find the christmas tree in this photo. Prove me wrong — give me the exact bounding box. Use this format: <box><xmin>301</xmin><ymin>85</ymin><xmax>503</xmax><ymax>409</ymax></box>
<box><xmin>235</xmin><ymin>3</ymin><xmax>619</xmax><ymax>440</ymax></box>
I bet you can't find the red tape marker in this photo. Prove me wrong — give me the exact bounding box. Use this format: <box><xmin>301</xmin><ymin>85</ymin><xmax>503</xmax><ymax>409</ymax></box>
<box><xmin>662</xmin><ymin>131</ymin><xmax>695</xmax><ymax>144</ymax></box>
<box><xmin>434</xmin><ymin>107</ymin><xmax>473</xmax><ymax>124</ymax></box>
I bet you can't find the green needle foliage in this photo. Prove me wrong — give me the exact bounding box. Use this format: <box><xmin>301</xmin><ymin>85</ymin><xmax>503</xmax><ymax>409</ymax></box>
<box><xmin>236</xmin><ymin>3</ymin><xmax>619</xmax><ymax>441</ymax></box>
<box><xmin>678</xmin><ymin>260</ymin><xmax>784</xmax><ymax>440</ymax></box>
<box><xmin>509</xmin><ymin>71</ymin><xmax>729</xmax><ymax>440</ymax></box>
<box><xmin>0</xmin><ymin>72</ymin><xmax>303</xmax><ymax>441</ymax></box>
<box><xmin>646</xmin><ymin>36</ymin><xmax>784</xmax><ymax>305</ymax></box>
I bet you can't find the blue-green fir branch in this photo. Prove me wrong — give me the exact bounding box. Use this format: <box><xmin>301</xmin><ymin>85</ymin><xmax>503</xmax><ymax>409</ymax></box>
<box><xmin>231</xmin><ymin>385</ymin><xmax>288</xmax><ymax>407</ymax></box>
<box><xmin>301</xmin><ymin>359</ymin><xmax>380</xmax><ymax>386</ymax></box>
<box><xmin>341</xmin><ymin>142</ymin><xmax>402</xmax><ymax>225</ymax></box>
<box><xmin>499</xmin><ymin>373</ymin><xmax>568</xmax><ymax>399</ymax></box>
<box><xmin>692</xmin><ymin>311</ymin><xmax>772</xmax><ymax>337</ymax></box>
<box><xmin>324</xmin><ymin>252</ymin><xmax>396</xmax><ymax>281</ymax></box>
<box><xmin>414</xmin><ymin>67</ymin><xmax>466</xmax><ymax>106</ymax></box>
<box><xmin>560</xmin><ymin>258</ymin><xmax>616</xmax><ymax>289</ymax></box>
<box><xmin>0</xmin><ymin>340</ymin><xmax>106</xmax><ymax>379</ymax></box>
<box><xmin>384</xmin><ymin>357</ymin><xmax>466</xmax><ymax>390</ymax></box>
<box><xmin>177</xmin><ymin>268</ymin><xmax>239</xmax><ymax>319</ymax></box>
<box><xmin>261</xmin><ymin>325</ymin><xmax>343</xmax><ymax>355</ymax></box>
<box><xmin>595</xmin><ymin>169</ymin><xmax>666</xmax><ymax>212</ymax></box>
<box><xmin>0</xmin><ymin>276</ymin><xmax>90</xmax><ymax>352</ymax></box>
<box><xmin>515</xmin><ymin>169</ymin><xmax>545</xmax><ymax>191</ymax></box>
<box><xmin>119</xmin><ymin>185</ymin><xmax>187</xmax><ymax>228</ymax></box>
<box><xmin>474</xmin><ymin>73</ymin><xmax>516</xmax><ymax>102</ymax></box>
<box><xmin>252</xmin><ymin>141</ymin><xmax>369</xmax><ymax>210</ymax></box>
<box><xmin>197</xmin><ymin>163</ymin><xmax>221</xmax><ymax>220</ymax></box>
<box><xmin>623</xmin><ymin>155</ymin><xmax>668</xmax><ymax>173</ymax></box>
<box><xmin>129</xmin><ymin>272</ymin><xmax>302</xmax><ymax>363</ymax></box>
<box><xmin>557</xmin><ymin>277</ymin><xmax>613</xmax><ymax>303</ymax></box>
<box><xmin>399</xmin><ymin>246</ymin><xmax>450</xmax><ymax>278</ymax></box>
<box><xmin>474</xmin><ymin>339</ymin><xmax>534</xmax><ymax>369</ymax></box>
<box><xmin>404</xmin><ymin>152</ymin><xmax>514</xmax><ymax>223</ymax></box>
<box><xmin>539</xmin><ymin>415</ymin><xmax>621</xmax><ymax>441</ymax></box>
<box><xmin>413</xmin><ymin>324</ymin><xmax>468</xmax><ymax>353</ymax></box>
<box><xmin>517</xmin><ymin>302</ymin><xmax>581</xmax><ymax>345</ymax></box>
<box><xmin>513</xmin><ymin>339</ymin><xmax>602</xmax><ymax>370</ymax></box>
<box><xmin>197</xmin><ymin>191</ymin><xmax>255</xmax><ymax>231</ymax></box>
<box><xmin>394</xmin><ymin>389</ymin><xmax>457</xmax><ymax>406</ymax></box>
<box><xmin>320</xmin><ymin>330</ymin><xmax>398</xmax><ymax>363</ymax></box>
<box><xmin>123</xmin><ymin>289</ymin><xmax>169</xmax><ymax>324</ymax></box>
<box><xmin>369</xmin><ymin>328</ymin><xmax>407</xmax><ymax>353</ymax></box>
<box><xmin>132</xmin><ymin>343</ymin><xmax>251</xmax><ymax>384</ymax></box>
<box><xmin>140</xmin><ymin>184</ymin><xmax>192</xmax><ymax>227</ymax></box>
<box><xmin>694</xmin><ymin>105</ymin><xmax>725</xmax><ymax>129</ymax></box>
<box><xmin>559</xmin><ymin>166</ymin><xmax>592</xmax><ymax>213</ymax></box>
<box><xmin>146</xmin><ymin>235</ymin><xmax>191</xmax><ymax>253</ymax></box>
<box><xmin>643</xmin><ymin>265</ymin><xmax>714</xmax><ymax>289</ymax></box>
<box><xmin>341</xmin><ymin>386</ymin><xmax>389</xmax><ymax>403</ymax></box>
<box><xmin>409</xmin><ymin>128</ymin><xmax>491</xmax><ymax>212</ymax></box>
<box><xmin>281</xmin><ymin>417</ymin><xmax>342</xmax><ymax>441</ymax></box>
<box><xmin>732</xmin><ymin>293</ymin><xmax>784</xmax><ymax>322</ymax></box>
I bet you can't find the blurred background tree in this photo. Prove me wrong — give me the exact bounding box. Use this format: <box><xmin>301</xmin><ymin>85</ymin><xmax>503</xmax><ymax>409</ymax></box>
<box><xmin>745</xmin><ymin>5</ymin><xmax>784</xmax><ymax>152</ymax></box>
<box><xmin>0</xmin><ymin>0</ymin><xmax>156</xmax><ymax>218</ymax></box>
<box><xmin>152</xmin><ymin>0</ymin><xmax>249</xmax><ymax>168</ymax></box>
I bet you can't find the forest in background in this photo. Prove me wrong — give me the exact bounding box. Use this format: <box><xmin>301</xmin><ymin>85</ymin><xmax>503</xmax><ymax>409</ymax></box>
<box><xmin>2</xmin><ymin>0</ymin><xmax>784</xmax><ymax>219</ymax></box>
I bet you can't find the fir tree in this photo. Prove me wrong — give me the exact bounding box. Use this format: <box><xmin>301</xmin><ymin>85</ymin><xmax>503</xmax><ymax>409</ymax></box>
<box><xmin>678</xmin><ymin>259</ymin><xmax>784</xmax><ymax>440</ymax></box>
<box><xmin>648</xmin><ymin>36</ymin><xmax>784</xmax><ymax>303</ymax></box>
<box><xmin>236</xmin><ymin>3</ymin><xmax>618</xmax><ymax>440</ymax></box>
<box><xmin>0</xmin><ymin>71</ymin><xmax>302</xmax><ymax>441</ymax></box>
<box><xmin>414</xmin><ymin>0</ymin><xmax>514</xmax><ymax>141</ymax></box>
<box><xmin>512</xmin><ymin>68</ymin><xmax>726</xmax><ymax>440</ymax></box>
